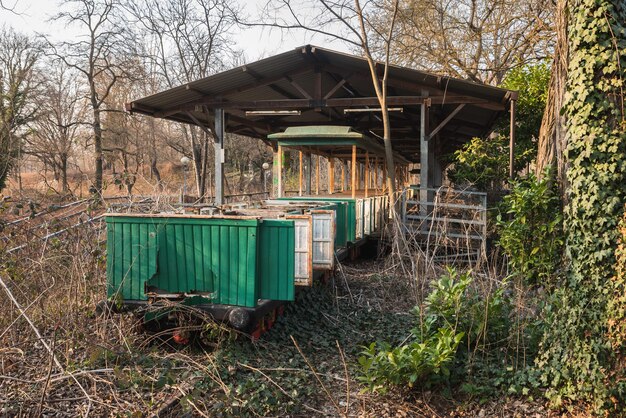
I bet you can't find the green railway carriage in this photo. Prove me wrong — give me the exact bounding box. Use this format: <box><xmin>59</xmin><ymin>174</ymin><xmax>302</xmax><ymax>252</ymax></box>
<box><xmin>103</xmin><ymin>195</ymin><xmax>385</xmax><ymax>335</ymax></box>
<box><xmin>106</xmin><ymin>215</ymin><xmax>296</xmax><ymax>308</ymax></box>
<box><xmin>275</xmin><ymin>195</ymin><xmax>389</xmax><ymax>244</ymax></box>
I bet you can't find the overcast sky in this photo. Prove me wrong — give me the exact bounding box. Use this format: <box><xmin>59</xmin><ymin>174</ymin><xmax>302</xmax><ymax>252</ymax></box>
<box><xmin>0</xmin><ymin>0</ymin><xmax>350</xmax><ymax>62</ymax></box>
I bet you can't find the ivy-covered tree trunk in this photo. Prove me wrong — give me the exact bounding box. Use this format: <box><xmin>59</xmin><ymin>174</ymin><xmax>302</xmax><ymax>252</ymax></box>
<box><xmin>536</xmin><ymin>0</ymin><xmax>626</xmax><ymax>411</ymax></box>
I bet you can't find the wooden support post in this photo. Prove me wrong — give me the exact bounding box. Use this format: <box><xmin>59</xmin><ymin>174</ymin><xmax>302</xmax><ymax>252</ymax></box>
<box><xmin>351</xmin><ymin>146</ymin><xmax>357</xmax><ymax>199</ymax></box>
<box><xmin>298</xmin><ymin>151</ymin><xmax>303</xmax><ymax>196</ymax></box>
<box><xmin>509</xmin><ymin>98</ymin><xmax>517</xmax><ymax>179</ymax></box>
<box><xmin>276</xmin><ymin>145</ymin><xmax>283</xmax><ymax>198</ymax></box>
<box><xmin>382</xmin><ymin>159</ymin><xmax>387</xmax><ymax>194</ymax></box>
<box><xmin>305</xmin><ymin>153</ymin><xmax>312</xmax><ymax>195</ymax></box>
<box><xmin>328</xmin><ymin>158</ymin><xmax>335</xmax><ymax>194</ymax></box>
<box><xmin>364</xmin><ymin>152</ymin><xmax>369</xmax><ymax>198</ymax></box>
<box><xmin>340</xmin><ymin>161</ymin><xmax>345</xmax><ymax>192</ymax></box>
<box><xmin>214</xmin><ymin>108</ymin><xmax>225</xmax><ymax>206</ymax></box>
<box><xmin>315</xmin><ymin>155</ymin><xmax>320</xmax><ymax>195</ymax></box>
<box><xmin>373</xmin><ymin>158</ymin><xmax>379</xmax><ymax>193</ymax></box>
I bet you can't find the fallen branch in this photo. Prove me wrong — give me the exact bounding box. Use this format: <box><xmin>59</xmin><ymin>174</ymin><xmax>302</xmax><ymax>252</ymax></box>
<box><xmin>291</xmin><ymin>335</ymin><xmax>343</xmax><ymax>416</ymax></box>
<box><xmin>238</xmin><ymin>362</ymin><xmax>326</xmax><ymax>415</ymax></box>
<box><xmin>0</xmin><ymin>273</ymin><xmax>93</xmax><ymax>416</ymax></box>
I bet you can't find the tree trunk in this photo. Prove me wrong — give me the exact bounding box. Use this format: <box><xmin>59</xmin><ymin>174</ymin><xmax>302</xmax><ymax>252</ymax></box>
<box><xmin>381</xmin><ymin>98</ymin><xmax>397</xmax><ymax>212</ymax></box>
<box><xmin>535</xmin><ymin>0</ymin><xmax>569</xmax><ymax>197</ymax></box>
<box><xmin>187</xmin><ymin>126</ymin><xmax>206</xmax><ymax>199</ymax></box>
<box><xmin>60</xmin><ymin>153</ymin><xmax>68</xmax><ymax>193</ymax></box>
<box><xmin>92</xmin><ymin>106</ymin><xmax>103</xmax><ymax>196</ymax></box>
<box><xmin>149</xmin><ymin>119</ymin><xmax>163</xmax><ymax>190</ymax></box>
<box><xmin>151</xmin><ymin>157</ymin><xmax>162</xmax><ymax>189</ymax></box>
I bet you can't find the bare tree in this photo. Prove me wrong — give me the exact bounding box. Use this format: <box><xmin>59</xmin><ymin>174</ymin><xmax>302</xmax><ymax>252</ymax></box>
<box><xmin>25</xmin><ymin>62</ymin><xmax>87</xmax><ymax>194</ymax></box>
<box><xmin>247</xmin><ymin>0</ymin><xmax>401</xmax><ymax>209</ymax></box>
<box><xmin>226</xmin><ymin>134</ymin><xmax>273</xmax><ymax>193</ymax></box>
<box><xmin>125</xmin><ymin>0</ymin><xmax>241</xmax><ymax>199</ymax></box>
<box><xmin>0</xmin><ymin>0</ymin><xmax>19</xmax><ymax>13</ymax></box>
<box><xmin>46</xmin><ymin>0</ymin><xmax>129</xmax><ymax>196</ymax></box>
<box><xmin>101</xmin><ymin>63</ymin><xmax>148</xmax><ymax>196</ymax></box>
<box><xmin>379</xmin><ymin>0</ymin><xmax>554</xmax><ymax>85</ymax></box>
<box><xmin>0</xmin><ymin>26</ymin><xmax>40</xmax><ymax>192</ymax></box>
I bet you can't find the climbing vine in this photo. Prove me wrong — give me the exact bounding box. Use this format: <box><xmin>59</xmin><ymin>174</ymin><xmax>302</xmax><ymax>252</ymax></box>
<box><xmin>535</xmin><ymin>0</ymin><xmax>626</xmax><ymax>412</ymax></box>
<box><xmin>606</xmin><ymin>208</ymin><xmax>626</xmax><ymax>402</ymax></box>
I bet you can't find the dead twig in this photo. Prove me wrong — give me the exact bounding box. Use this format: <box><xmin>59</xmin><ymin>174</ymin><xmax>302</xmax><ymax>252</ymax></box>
<box><xmin>176</xmin><ymin>384</ymin><xmax>210</xmax><ymax>418</ymax></box>
<box><xmin>35</xmin><ymin>326</ymin><xmax>57</xmax><ymax>417</ymax></box>
<box><xmin>238</xmin><ymin>362</ymin><xmax>326</xmax><ymax>415</ymax></box>
<box><xmin>336</xmin><ymin>340</ymin><xmax>351</xmax><ymax>416</ymax></box>
<box><xmin>0</xmin><ymin>273</ymin><xmax>93</xmax><ymax>417</ymax></box>
<box><xmin>290</xmin><ymin>335</ymin><xmax>343</xmax><ymax>416</ymax></box>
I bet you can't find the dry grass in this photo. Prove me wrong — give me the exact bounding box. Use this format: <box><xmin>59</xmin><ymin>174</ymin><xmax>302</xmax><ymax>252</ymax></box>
<box><xmin>0</xmin><ymin>193</ymin><xmax>560</xmax><ymax>417</ymax></box>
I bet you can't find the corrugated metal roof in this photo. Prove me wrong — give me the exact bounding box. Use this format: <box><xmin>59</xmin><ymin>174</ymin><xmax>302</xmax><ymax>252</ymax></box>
<box><xmin>128</xmin><ymin>45</ymin><xmax>515</xmax><ymax>162</ymax></box>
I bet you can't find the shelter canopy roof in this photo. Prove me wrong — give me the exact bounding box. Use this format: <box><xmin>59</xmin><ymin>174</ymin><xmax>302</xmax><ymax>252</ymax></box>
<box><xmin>268</xmin><ymin>125</ymin><xmax>410</xmax><ymax>164</ymax></box>
<box><xmin>127</xmin><ymin>45</ymin><xmax>515</xmax><ymax>163</ymax></box>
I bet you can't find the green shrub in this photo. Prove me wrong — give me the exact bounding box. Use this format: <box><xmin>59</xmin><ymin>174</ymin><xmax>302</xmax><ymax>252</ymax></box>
<box><xmin>358</xmin><ymin>268</ymin><xmax>509</xmax><ymax>392</ymax></box>
<box><xmin>358</xmin><ymin>328</ymin><xmax>462</xmax><ymax>392</ymax></box>
<box><xmin>497</xmin><ymin>169</ymin><xmax>564</xmax><ymax>286</ymax></box>
<box><xmin>447</xmin><ymin>63</ymin><xmax>550</xmax><ymax>191</ymax></box>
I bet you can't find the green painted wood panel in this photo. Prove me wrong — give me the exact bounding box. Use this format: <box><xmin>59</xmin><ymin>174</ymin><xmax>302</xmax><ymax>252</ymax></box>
<box><xmin>151</xmin><ymin>218</ymin><xmax>259</xmax><ymax>307</ymax></box>
<box><xmin>106</xmin><ymin>217</ymin><xmax>158</xmax><ymax>301</ymax></box>
<box><xmin>106</xmin><ymin>216</ymin><xmax>262</xmax><ymax>307</ymax></box>
<box><xmin>258</xmin><ymin>219</ymin><xmax>296</xmax><ymax>301</ymax></box>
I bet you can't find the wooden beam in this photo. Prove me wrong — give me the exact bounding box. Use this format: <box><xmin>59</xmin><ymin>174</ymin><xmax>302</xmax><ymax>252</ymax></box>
<box><xmin>321</xmin><ymin>63</ymin><xmax>508</xmax><ymax>109</ymax></box>
<box><xmin>351</xmin><ymin>146</ymin><xmax>357</xmax><ymax>199</ymax></box>
<box><xmin>276</xmin><ymin>145</ymin><xmax>283</xmax><ymax>198</ymax></box>
<box><xmin>150</xmin><ymin>95</ymin><xmax>502</xmax><ymax>117</ymax></box>
<box><xmin>315</xmin><ymin>69</ymin><xmax>322</xmax><ymax>100</ymax></box>
<box><xmin>230</xmin><ymin>64</ymin><xmax>310</xmax><ymax>97</ymax></box>
<box><xmin>328</xmin><ymin>157</ymin><xmax>334</xmax><ymax>194</ymax></box>
<box><xmin>428</xmin><ymin>104</ymin><xmax>466</xmax><ymax>140</ymax></box>
<box><xmin>365</xmin><ymin>152</ymin><xmax>369</xmax><ymax>198</ymax></box>
<box><xmin>299</xmin><ymin>151</ymin><xmax>303</xmax><ymax>196</ymax></box>
<box><xmin>323</xmin><ymin>76</ymin><xmax>349</xmax><ymax>99</ymax></box>
<box><xmin>315</xmin><ymin>155</ymin><xmax>320</xmax><ymax>195</ymax></box>
<box><xmin>245</xmin><ymin>67</ymin><xmax>300</xmax><ymax>99</ymax></box>
<box><xmin>184</xmin><ymin>111</ymin><xmax>212</xmax><ymax>136</ymax></box>
<box><xmin>285</xmin><ymin>75</ymin><xmax>313</xmax><ymax>99</ymax></box>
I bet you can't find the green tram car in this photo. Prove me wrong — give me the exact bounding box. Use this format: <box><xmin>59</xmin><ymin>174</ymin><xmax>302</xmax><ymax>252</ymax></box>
<box><xmin>104</xmin><ymin>196</ymin><xmax>388</xmax><ymax>338</ymax></box>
